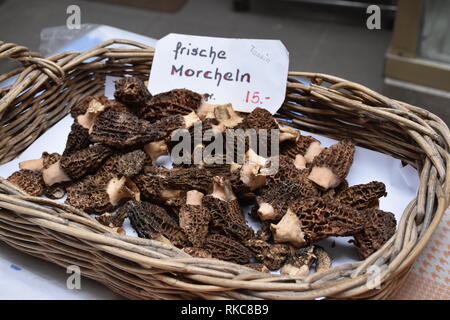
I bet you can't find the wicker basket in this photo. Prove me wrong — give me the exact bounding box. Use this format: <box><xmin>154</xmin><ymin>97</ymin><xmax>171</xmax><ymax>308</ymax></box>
<box><xmin>0</xmin><ymin>39</ymin><xmax>448</xmax><ymax>300</ymax></box>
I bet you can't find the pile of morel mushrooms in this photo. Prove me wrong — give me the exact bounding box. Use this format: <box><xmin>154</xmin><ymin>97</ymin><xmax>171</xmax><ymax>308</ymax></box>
<box><xmin>7</xmin><ymin>77</ymin><xmax>397</xmax><ymax>276</ymax></box>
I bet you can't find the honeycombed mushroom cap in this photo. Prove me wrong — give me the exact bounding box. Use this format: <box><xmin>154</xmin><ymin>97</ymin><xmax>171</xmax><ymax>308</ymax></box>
<box><xmin>203</xmin><ymin>234</ymin><xmax>254</xmax><ymax>265</ymax></box>
<box><xmin>7</xmin><ymin>169</ymin><xmax>45</xmax><ymax>196</ymax></box>
<box><xmin>353</xmin><ymin>208</ymin><xmax>397</xmax><ymax>259</ymax></box>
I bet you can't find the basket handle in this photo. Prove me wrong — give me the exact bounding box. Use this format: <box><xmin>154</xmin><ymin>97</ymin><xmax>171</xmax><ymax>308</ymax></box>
<box><xmin>0</xmin><ymin>41</ymin><xmax>65</xmax><ymax>82</ymax></box>
<box><xmin>0</xmin><ymin>41</ymin><xmax>44</xmax><ymax>63</ymax></box>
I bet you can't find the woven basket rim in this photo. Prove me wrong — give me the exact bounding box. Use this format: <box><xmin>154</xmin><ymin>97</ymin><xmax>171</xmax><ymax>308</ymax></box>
<box><xmin>0</xmin><ymin>39</ymin><xmax>448</xmax><ymax>299</ymax></box>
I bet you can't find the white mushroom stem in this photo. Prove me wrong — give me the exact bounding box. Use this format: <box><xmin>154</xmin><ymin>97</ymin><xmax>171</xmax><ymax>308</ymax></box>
<box><xmin>42</xmin><ymin>161</ymin><xmax>71</xmax><ymax>186</ymax></box>
<box><xmin>160</xmin><ymin>189</ymin><xmax>184</xmax><ymax>200</ymax></box>
<box><xmin>246</xmin><ymin>148</ymin><xmax>268</xmax><ymax>167</ymax></box>
<box><xmin>144</xmin><ymin>140</ymin><xmax>169</xmax><ymax>162</ymax></box>
<box><xmin>213</xmin><ymin>103</ymin><xmax>243</xmax><ymax>128</ymax></box>
<box><xmin>304</xmin><ymin>141</ymin><xmax>324</xmax><ymax>163</ymax></box>
<box><xmin>257</xmin><ymin>202</ymin><xmax>278</xmax><ymax>221</ymax></box>
<box><xmin>182</xmin><ymin>111</ymin><xmax>201</xmax><ymax>129</ymax></box>
<box><xmin>279</xmin><ymin>126</ymin><xmax>300</xmax><ymax>142</ymax></box>
<box><xmin>76</xmin><ymin>98</ymin><xmax>107</xmax><ymax>131</ymax></box>
<box><xmin>307</xmin><ymin>166</ymin><xmax>340</xmax><ymax>190</ymax></box>
<box><xmin>294</xmin><ymin>154</ymin><xmax>307</xmax><ymax>170</ymax></box>
<box><xmin>240</xmin><ymin>163</ymin><xmax>267</xmax><ymax>190</ymax></box>
<box><xmin>211</xmin><ymin>176</ymin><xmax>236</xmax><ymax>201</ymax></box>
<box><xmin>186</xmin><ymin>190</ymin><xmax>204</xmax><ymax>206</ymax></box>
<box><xmin>280</xmin><ymin>264</ymin><xmax>309</xmax><ymax>277</ymax></box>
<box><xmin>106</xmin><ymin>177</ymin><xmax>140</xmax><ymax>206</ymax></box>
<box><xmin>19</xmin><ymin>158</ymin><xmax>44</xmax><ymax>171</ymax></box>
<box><xmin>270</xmin><ymin>208</ymin><xmax>305</xmax><ymax>247</ymax></box>
<box><xmin>196</xmin><ymin>100</ymin><xmax>218</xmax><ymax>120</ymax></box>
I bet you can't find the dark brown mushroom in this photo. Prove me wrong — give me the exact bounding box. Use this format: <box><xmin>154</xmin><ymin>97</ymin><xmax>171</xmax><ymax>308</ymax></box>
<box><xmin>203</xmin><ymin>234</ymin><xmax>254</xmax><ymax>264</ymax></box>
<box><xmin>353</xmin><ymin>208</ymin><xmax>396</xmax><ymax>259</ymax></box>
<box><xmin>7</xmin><ymin>170</ymin><xmax>45</xmax><ymax>196</ymax></box>
<box><xmin>89</xmin><ymin>110</ymin><xmax>199</xmax><ymax>149</ymax></box>
<box><xmin>66</xmin><ymin>173</ymin><xmax>140</xmax><ymax>214</ymax></box>
<box><xmin>280</xmin><ymin>135</ymin><xmax>324</xmax><ymax>163</ymax></box>
<box><xmin>271</xmin><ymin>197</ymin><xmax>366</xmax><ymax>247</ymax></box>
<box><xmin>245</xmin><ymin>239</ymin><xmax>293</xmax><ymax>270</ymax></box>
<box><xmin>256</xmin><ymin>178</ymin><xmax>319</xmax><ymax>221</ymax></box>
<box><xmin>96</xmin><ymin>203</ymin><xmax>130</xmax><ymax>228</ymax></box>
<box><xmin>43</xmin><ymin>144</ymin><xmax>113</xmax><ymax>186</ymax></box>
<box><xmin>202</xmin><ymin>177</ymin><xmax>255</xmax><ymax>242</ymax></box>
<box><xmin>126</xmin><ymin>200</ymin><xmax>189</xmax><ymax>247</ymax></box>
<box><xmin>63</xmin><ymin>122</ymin><xmax>91</xmax><ymax>156</ymax></box>
<box><xmin>280</xmin><ymin>245</ymin><xmax>316</xmax><ymax>277</ymax></box>
<box><xmin>308</xmin><ymin>140</ymin><xmax>355</xmax><ymax>189</ymax></box>
<box><xmin>139</xmin><ymin>88</ymin><xmax>203</xmax><ymax>121</ymax></box>
<box><xmin>100</xmin><ymin>149</ymin><xmax>147</xmax><ymax>178</ymax></box>
<box><xmin>114</xmin><ymin>76</ymin><xmax>152</xmax><ymax>109</ymax></box>
<box><xmin>336</xmin><ymin>181</ymin><xmax>387</xmax><ymax>210</ymax></box>
<box><xmin>179</xmin><ymin>190</ymin><xmax>210</xmax><ymax>247</ymax></box>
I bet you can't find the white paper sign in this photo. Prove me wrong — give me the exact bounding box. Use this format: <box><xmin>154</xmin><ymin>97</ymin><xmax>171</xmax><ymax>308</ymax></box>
<box><xmin>148</xmin><ymin>33</ymin><xmax>289</xmax><ymax>114</ymax></box>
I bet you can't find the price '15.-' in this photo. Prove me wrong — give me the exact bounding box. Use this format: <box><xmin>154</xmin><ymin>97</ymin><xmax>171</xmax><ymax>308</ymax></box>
<box><xmin>244</xmin><ymin>91</ymin><xmax>271</xmax><ymax>105</ymax></box>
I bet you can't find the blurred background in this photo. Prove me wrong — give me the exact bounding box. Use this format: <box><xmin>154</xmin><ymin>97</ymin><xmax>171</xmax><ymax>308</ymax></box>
<box><xmin>0</xmin><ymin>0</ymin><xmax>448</xmax><ymax>122</ymax></box>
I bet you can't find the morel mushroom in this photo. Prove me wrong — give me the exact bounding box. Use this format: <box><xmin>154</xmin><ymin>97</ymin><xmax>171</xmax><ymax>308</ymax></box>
<box><xmin>202</xmin><ymin>177</ymin><xmax>255</xmax><ymax>242</ymax></box>
<box><xmin>63</xmin><ymin>122</ymin><xmax>91</xmax><ymax>156</ymax></box>
<box><xmin>336</xmin><ymin>181</ymin><xmax>387</xmax><ymax>210</ymax></box>
<box><xmin>268</xmin><ymin>155</ymin><xmax>311</xmax><ymax>184</ymax></box>
<box><xmin>179</xmin><ymin>190</ymin><xmax>210</xmax><ymax>247</ymax></box>
<box><xmin>281</xmin><ymin>135</ymin><xmax>324</xmax><ymax>164</ymax></box>
<box><xmin>245</xmin><ymin>239</ymin><xmax>292</xmax><ymax>271</ymax></box>
<box><xmin>280</xmin><ymin>245</ymin><xmax>316</xmax><ymax>277</ymax></box>
<box><xmin>43</xmin><ymin>144</ymin><xmax>113</xmax><ymax>186</ymax></box>
<box><xmin>126</xmin><ymin>200</ymin><xmax>189</xmax><ymax>247</ymax></box>
<box><xmin>114</xmin><ymin>76</ymin><xmax>152</xmax><ymax>109</ymax></box>
<box><xmin>90</xmin><ymin>110</ymin><xmax>199</xmax><ymax>149</ymax></box>
<box><xmin>353</xmin><ymin>208</ymin><xmax>396</xmax><ymax>259</ymax></box>
<box><xmin>70</xmin><ymin>96</ymin><xmax>107</xmax><ymax>118</ymax></box>
<box><xmin>256</xmin><ymin>178</ymin><xmax>319</xmax><ymax>221</ymax></box>
<box><xmin>203</xmin><ymin>234</ymin><xmax>253</xmax><ymax>264</ymax></box>
<box><xmin>89</xmin><ymin>110</ymin><xmax>165</xmax><ymax>148</ymax></box>
<box><xmin>19</xmin><ymin>152</ymin><xmax>61</xmax><ymax>172</ymax></box>
<box><xmin>66</xmin><ymin>173</ymin><xmax>140</xmax><ymax>214</ymax></box>
<box><xmin>271</xmin><ymin>197</ymin><xmax>366</xmax><ymax>247</ymax></box>
<box><xmin>96</xmin><ymin>204</ymin><xmax>130</xmax><ymax>228</ymax></box>
<box><xmin>134</xmin><ymin>168</ymin><xmax>185</xmax><ymax>205</ymax></box>
<box><xmin>243</xmin><ymin>107</ymin><xmax>299</xmax><ymax>143</ymax></box>
<box><xmin>76</xmin><ymin>96</ymin><xmax>110</xmax><ymax>131</ymax></box>
<box><xmin>161</xmin><ymin>167</ymin><xmax>214</xmax><ymax>194</ymax></box>
<box><xmin>308</xmin><ymin>140</ymin><xmax>355</xmax><ymax>189</ymax></box>
<box><xmin>140</xmin><ymin>88</ymin><xmax>203</xmax><ymax>121</ymax></box>
<box><xmin>100</xmin><ymin>149</ymin><xmax>147</xmax><ymax>177</ymax></box>
<box><xmin>7</xmin><ymin>170</ymin><xmax>45</xmax><ymax>196</ymax></box>
<box><xmin>314</xmin><ymin>245</ymin><xmax>332</xmax><ymax>272</ymax></box>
